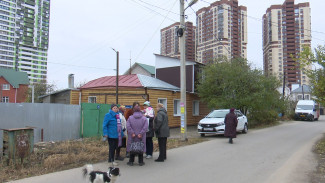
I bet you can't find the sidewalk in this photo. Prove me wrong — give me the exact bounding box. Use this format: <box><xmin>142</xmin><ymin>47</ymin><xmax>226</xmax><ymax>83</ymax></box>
<box><xmin>169</xmin><ymin>125</ymin><xmax>200</xmax><ymax>139</ymax></box>
<box><xmin>8</xmin><ymin>125</ymin><xmax>201</xmax><ymax>183</ymax></box>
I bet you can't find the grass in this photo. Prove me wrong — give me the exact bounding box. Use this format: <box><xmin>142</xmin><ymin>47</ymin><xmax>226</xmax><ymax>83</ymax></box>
<box><xmin>0</xmin><ymin>137</ymin><xmax>207</xmax><ymax>182</ymax></box>
<box><xmin>311</xmin><ymin>135</ymin><xmax>325</xmax><ymax>183</ymax></box>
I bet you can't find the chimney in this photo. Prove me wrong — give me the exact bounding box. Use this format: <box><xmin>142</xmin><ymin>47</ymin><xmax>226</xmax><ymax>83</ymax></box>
<box><xmin>68</xmin><ymin>74</ymin><xmax>74</xmax><ymax>88</ymax></box>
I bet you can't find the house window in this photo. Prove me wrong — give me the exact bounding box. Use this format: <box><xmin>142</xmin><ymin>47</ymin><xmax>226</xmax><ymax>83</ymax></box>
<box><xmin>305</xmin><ymin>95</ymin><xmax>310</xmax><ymax>100</ymax></box>
<box><xmin>173</xmin><ymin>99</ymin><xmax>180</xmax><ymax>116</ymax></box>
<box><xmin>88</xmin><ymin>96</ymin><xmax>96</xmax><ymax>103</ymax></box>
<box><xmin>297</xmin><ymin>95</ymin><xmax>303</xmax><ymax>100</ymax></box>
<box><xmin>2</xmin><ymin>84</ymin><xmax>10</xmax><ymax>90</ymax></box>
<box><xmin>158</xmin><ymin>98</ymin><xmax>167</xmax><ymax>110</ymax></box>
<box><xmin>1</xmin><ymin>96</ymin><xmax>9</xmax><ymax>103</ymax></box>
<box><xmin>193</xmin><ymin>101</ymin><xmax>199</xmax><ymax>116</ymax></box>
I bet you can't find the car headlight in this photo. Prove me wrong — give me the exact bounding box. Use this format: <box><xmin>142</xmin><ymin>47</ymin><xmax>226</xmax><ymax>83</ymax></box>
<box><xmin>217</xmin><ymin>122</ymin><xmax>225</xmax><ymax>126</ymax></box>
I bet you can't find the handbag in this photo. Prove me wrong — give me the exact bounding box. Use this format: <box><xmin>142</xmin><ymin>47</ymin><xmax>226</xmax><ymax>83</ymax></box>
<box><xmin>130</xmin><ymin>141</ymin><xmax>144</xmax><ymax>154</ymax></box>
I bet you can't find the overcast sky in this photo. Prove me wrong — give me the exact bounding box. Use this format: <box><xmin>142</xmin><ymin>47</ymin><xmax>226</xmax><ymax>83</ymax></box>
<box><xmin>47</xmin><ymin>0</ymin><xmax>325</xmax><ymax>90</ymax></box>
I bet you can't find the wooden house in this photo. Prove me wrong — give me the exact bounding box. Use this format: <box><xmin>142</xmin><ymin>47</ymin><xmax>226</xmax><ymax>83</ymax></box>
<box><xmin>79</xmin><ymin>74</ymin><xmax>210</xmax><ymax>127</ymax></box>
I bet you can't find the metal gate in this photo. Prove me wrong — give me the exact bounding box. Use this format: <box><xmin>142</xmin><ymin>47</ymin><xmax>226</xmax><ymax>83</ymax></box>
<box><xmin>80</xmin><ymin>103</ymin><xmax>110</xmax><ymax>138</ymax></box>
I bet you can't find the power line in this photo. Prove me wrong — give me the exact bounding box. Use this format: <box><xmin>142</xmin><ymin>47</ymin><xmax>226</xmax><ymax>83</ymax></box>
<box><xmin>47</xmin><ymin>61</ymin><xmax>115</xmax><ymax>70</ymax></box>
<box><xmin>129</xmin><ymin>0</ymin><xmax>178</xmax><ymax>22</ymax></box>
<box><xmin>134</xmin><ymin>0</ymin><xmax>179</xmax><ymax>62</ymax></box>
<box><xmin>136</xmin><ymin>0</ymin><xmax>180</xmax><ymax>16</ymax></box>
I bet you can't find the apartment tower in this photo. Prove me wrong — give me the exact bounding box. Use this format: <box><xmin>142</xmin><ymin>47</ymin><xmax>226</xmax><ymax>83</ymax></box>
<box><xmin>196</xmin><ymin>0</ymin><xmax>247</xmax><ymax>63</ymax></box>
<box><xmin>263</xmin><ymin>0</ymin><xmax>311</xmax><ymax>88</ymax></box>
<box><xmin>0</xmin><ymin>0</ymin><xmax>50</xmax><ymax>83</ymax></box>
<box><xmin>160</xmin><ymin>21</ymin><xmax>196</xmax><ymax>61</ymax></box>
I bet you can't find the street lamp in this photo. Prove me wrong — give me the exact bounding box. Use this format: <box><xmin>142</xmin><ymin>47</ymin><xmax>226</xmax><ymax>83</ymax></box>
<box><xmin>111</xmin><ymin>48</ymin><xmax>119</xmax><ymax>104</ymax></box>
<box><xmin>179</xmin><ymin>0</ymin><xmax>198</xmax><ymax>141</ymax></box>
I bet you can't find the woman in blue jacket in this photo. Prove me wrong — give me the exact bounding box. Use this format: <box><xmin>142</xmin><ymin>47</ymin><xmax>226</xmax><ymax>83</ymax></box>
<box><xmin>103</xmin><ymin>104</ymin><xmax>124</xmax><ymax>166</ymax></box>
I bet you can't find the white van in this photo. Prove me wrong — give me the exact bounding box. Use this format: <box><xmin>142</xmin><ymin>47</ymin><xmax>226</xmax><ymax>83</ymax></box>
<box><xmin>294</xmin><ymin>100</ymin><xmax>320</xmax><ymax>121</ymax></box>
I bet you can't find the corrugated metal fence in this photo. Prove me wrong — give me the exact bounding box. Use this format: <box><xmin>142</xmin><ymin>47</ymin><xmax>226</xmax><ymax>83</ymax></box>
<box><xmin>0</xmin><ymin>103</ymin><xmax>80</xmax><ymax>149</ymax></box>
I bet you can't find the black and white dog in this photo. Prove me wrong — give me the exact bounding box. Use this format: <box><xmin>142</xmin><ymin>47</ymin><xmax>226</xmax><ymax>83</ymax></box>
<box><xmin>82</xmin><ymin>164</ymin><xmax>120</xmax><ymax>183</ymax></box>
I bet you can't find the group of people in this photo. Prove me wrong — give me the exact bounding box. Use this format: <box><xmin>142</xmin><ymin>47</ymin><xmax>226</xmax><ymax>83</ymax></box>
<box><xmin>102</xmin><ymin>101</ymin><xmax>169</xmax><ymax>166</ymax></box>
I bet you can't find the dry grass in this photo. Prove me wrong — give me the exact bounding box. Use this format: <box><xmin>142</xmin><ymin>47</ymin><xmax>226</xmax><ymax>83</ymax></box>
<box><xmin>311</xmin><ymin>135</ymin><xmax>325</xmax><ymax>183</ymax></box>
<box><xmin>0</xmin><ymin>137</ymin><xmax>207</xmax><ymax>182</ymax></box>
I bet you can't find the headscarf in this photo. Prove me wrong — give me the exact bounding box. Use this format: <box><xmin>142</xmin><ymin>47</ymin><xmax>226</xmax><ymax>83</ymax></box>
<box><xmin>230</xmin><ymin>108</ymin><xmax>235</xmax><ymax>113</ymax></box>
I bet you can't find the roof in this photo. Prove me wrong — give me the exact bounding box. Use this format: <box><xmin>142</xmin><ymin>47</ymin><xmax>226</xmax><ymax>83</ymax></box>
<box><xmin>291</xmin><ymin>85</ymin><xmax>311</xmax><ymax>93</ymax></box>
<box><xmin>80</xmin><ymin>74</ymin><xmax>179</xmax><ymax>91</ymax></box>
<box><xmin>136</xmin><ymin>63</ymin><xmax>155</xmax><ymax>75</ymax></box>
<box><xmin>0</xmin><ymin>68</ymin><xmax>29</xmax><ymax>88</ymax></box>
<box><xmin>39</xmin><ymin>88</ymin><xmax>80</xmax><ymax>99</ymax></box>
<box><xmin>138</xmin><ymin>74</ymin><xmax>179</xmax><ymax>91</ymax></box>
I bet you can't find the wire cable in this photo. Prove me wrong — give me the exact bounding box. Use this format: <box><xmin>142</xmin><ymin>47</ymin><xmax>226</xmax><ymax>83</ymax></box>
<box><xmin>134</xmin><ymin>0</ymin><xmax>179</xmax><ymax>62</ymax></box>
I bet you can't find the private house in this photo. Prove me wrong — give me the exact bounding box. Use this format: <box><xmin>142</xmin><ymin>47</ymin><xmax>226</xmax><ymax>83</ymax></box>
<box><xmin>123</xmin><ymin>62</ymin><xmax>155</xmax><ymax>77</ymax></box>
<box><xmin>79</xmin><ymin>74</ymin><xmax>210</xmax><ymax>127</ymax></box>
<box><xmin>290</xmin><ymin>85</ymin><xmax>312</xmax><ymax>101</ymax></box>
<box><xmin>155</xmin><ymin>54</ymin><xmax>203</xmax><ymax>93</ymax></box>
<box><xmin>39</xmin><ymin>74</ymin><xmax>80</xmax><ymax>105</ymax></box>
<box><xmin>39</xmin><ymin>88</ymin><xmax>80</xmax><ymax>105</ymax></box>
<box><xmin>0</xmin><ymin>68</ymin><xmax>29</xmax><ymax>103</ymax></box>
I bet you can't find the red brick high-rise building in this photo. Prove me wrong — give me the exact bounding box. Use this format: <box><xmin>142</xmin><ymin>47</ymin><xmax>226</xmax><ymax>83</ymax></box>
<box><xmin>263</xmin><ymin>0</ymin><xmax>311</xmax><ymax>88</ymax></box>
<box><xmin>160</xmin><ymin>22</ymin><xmax>196</xmax><ymax>61</ymax></box>
<box><xmin>196</xmin><ymin>0</ymin><xmax>247</xmax><ymax>63</ymax></box>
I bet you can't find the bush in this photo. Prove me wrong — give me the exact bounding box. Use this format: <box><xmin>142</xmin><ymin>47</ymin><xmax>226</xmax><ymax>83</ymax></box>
<box><xmin>248</xmin><ymin>110</ymin><xmax>279</xmax><ymax>127</ymax></box>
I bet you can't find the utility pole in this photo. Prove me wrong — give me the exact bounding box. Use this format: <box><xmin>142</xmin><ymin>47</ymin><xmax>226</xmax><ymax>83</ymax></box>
<box><xmin>282</xmin><ymin>71</ymin><xmax>285</xmax><ymax>98</ymax></box>
<box><xmin>179</xmin><ymin>0</ymin><xmax>187</xmax><ymax>141</ymax></box>
<box><xmin>179</xmin><ymin>0</ymin><xmax>198</xmax><ymax>141</ymax></box>
<box><xmin>112</xmin><ymin>48</ymin><xmax>119</xmax><ymax>104</ymax></box>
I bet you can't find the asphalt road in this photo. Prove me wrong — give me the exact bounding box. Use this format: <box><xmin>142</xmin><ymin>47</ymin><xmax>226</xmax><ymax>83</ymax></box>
<box><xmin>10</xmin><ymin>116</ymin><xmax>325</xmax><ymax>183</ymax></box>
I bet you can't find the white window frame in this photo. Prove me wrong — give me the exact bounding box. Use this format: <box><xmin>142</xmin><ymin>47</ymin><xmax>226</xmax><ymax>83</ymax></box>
<box><xmin>297</xmin><ymin>94</ymin><xmax>303</xmax><ymax>100</ymax></box>
<box><xmin>193</xmin><ymin>100</ymin><xmax>200</xmax><ymax>116</ymax></box>
<box><xmin>2</xmin><ymin>96</ymin><xmax>9</xmax><ymax>103</ymax></box>
<box><xmin>173</xmin><ymin>99</ymin><xmax>181</xmax><ymax>116</ymax></box>
<box><xmin>88</xmin><ymin>96</ymin><xmax>97</xmax><ymax>103</ymax></box>
<box><xmin>2</xmin><ymin>84</ymin><xmax>10</xmax><ymax>90</ymax></box>
<box><xmin>157</xmin><ymin>98</ymin><xmax>167</xmax><ymax>110</ymax></box>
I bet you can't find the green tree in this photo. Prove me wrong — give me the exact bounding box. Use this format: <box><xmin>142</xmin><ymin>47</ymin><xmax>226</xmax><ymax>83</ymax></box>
<box><xmin>26</xmin><ymin>81</ymin><xmax>56</xmax><ymax>103</ymax></box>
<box><xmin>298</xmin><ymin>45</ymin><xmax>325</xmax><ymax>106</ymax></box>
<box><xmin>197</xmin><ymin>58</ymin><xmax>286</xmax><ymax>126</ymax></box>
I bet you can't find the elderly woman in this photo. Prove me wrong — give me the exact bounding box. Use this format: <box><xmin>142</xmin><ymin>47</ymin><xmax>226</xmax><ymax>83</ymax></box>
<box><xmin>224</xmin><ymin>108</ymin><xmax>238</xmax><ymax>144</ymax></box>
<box><xmin>143</xmin><ymin>101</ymin><xmax>155</xmax><ymax>159</ymax></box>
<box><xmin>154</xmin><ymin>103</ymin><xmax>170</xmax><ymax>162</ymax></box>
<box><xmin>103</xmin><ymin>104</ymin><xmax>124</xmax><ymax>166</ymax></box>
<box><xmin>126</xmin><ymin>106</ymin><xmax>148</xmax><ymax>166</ymax></box>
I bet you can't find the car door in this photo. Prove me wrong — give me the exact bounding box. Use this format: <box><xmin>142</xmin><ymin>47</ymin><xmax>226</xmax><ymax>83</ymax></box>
<box><xmin>235</xmin><ymin>111</ymin><xmax>244</xmax><ymax>130</ymax></box>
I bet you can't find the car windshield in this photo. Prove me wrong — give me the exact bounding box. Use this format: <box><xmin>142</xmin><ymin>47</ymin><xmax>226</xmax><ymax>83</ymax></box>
<box><xmin>296</xmin><ymin>105</ymin><xmax>313</xmax><ymax>110</ymax></box>
<box><xmin>206</xmin><ymin>110</ymin><xmax>228</xmax><ymax>118</ymax></box>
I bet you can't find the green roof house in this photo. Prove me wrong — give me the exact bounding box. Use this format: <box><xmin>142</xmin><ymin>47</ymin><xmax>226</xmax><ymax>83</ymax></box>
<box><xmin>124</xmin><ymin>62</ymin><xmax>155</xmax><ymax>77</ymax></box>
<box><xmin>0</xmin><ymin>68</ymin><xmax>29</xmax><ymax>103</ymax></box>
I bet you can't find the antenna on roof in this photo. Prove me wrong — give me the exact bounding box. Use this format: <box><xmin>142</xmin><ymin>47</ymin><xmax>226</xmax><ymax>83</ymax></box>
<box><xmin>129</xmin><ymin>51</ymin><xmax>132</xmax><ymax>75</ymax></box>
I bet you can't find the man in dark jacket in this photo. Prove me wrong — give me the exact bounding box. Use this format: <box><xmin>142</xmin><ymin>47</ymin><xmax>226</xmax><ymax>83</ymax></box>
<box><xmin>224</xmin><ymin>108</ymin><xmax>238</xmax><ymax>144</ymax></box>
<box><xmin>154</xmin><ymin>103</ymin><xmax>170</xmax><ymax>162</ymax></box>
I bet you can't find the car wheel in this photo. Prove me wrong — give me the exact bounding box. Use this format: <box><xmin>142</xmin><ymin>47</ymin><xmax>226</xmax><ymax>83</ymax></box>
<box><xmin>242</xmin><ymin>124</ymin><xmax>248</xmax><ymax>134</ymax></box>
<box><xmin>311</xmin><ymin>115</ymin><xmax>314</xmax><ymax>122</ymax></box>
<box><xmin>200</xmin><ymin>133</ymin><xmax>205</xmax><ymax>137</ymax></box>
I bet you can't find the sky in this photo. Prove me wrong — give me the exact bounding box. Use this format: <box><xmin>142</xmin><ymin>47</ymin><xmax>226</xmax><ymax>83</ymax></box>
<box><xmin>47</xmin><ymin>0</ymin><xmax>325</xmax><ymax>90</ymax></box>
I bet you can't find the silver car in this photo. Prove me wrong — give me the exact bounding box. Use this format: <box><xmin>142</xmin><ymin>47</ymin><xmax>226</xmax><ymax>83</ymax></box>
<box><xmin>197</xmin><ymin>109</ymin><xmax>248</xmax><ymax>137</ymax></box>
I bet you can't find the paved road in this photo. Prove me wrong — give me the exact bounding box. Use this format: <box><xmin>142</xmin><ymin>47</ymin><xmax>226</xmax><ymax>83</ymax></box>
<box><xmin>10</xmin><ymin>116</ymin><xmax>325</xmax><ymax>183</ymax></box>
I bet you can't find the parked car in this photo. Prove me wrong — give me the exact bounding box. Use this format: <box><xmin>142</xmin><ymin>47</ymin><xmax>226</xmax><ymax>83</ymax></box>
<box><xmin>294</xmin><ymin>100</ymin><xmax>320</xmax><ymax>121</ymax></box>
<box><xmin>197</xmin><ymin>109</ymin><xmax>248</xmax><ymax>137</ymax></box>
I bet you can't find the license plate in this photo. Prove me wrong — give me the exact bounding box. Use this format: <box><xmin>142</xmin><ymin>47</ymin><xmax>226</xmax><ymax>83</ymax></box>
<box><xmin>300</xmin><ymin>115</ymin><xmax>305</xmax><ymax>117</ymax></box>
<box><xmin>204</xmin><ymin>128</ymin><xmax>214</xmax><ymax>131</ymax></box>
